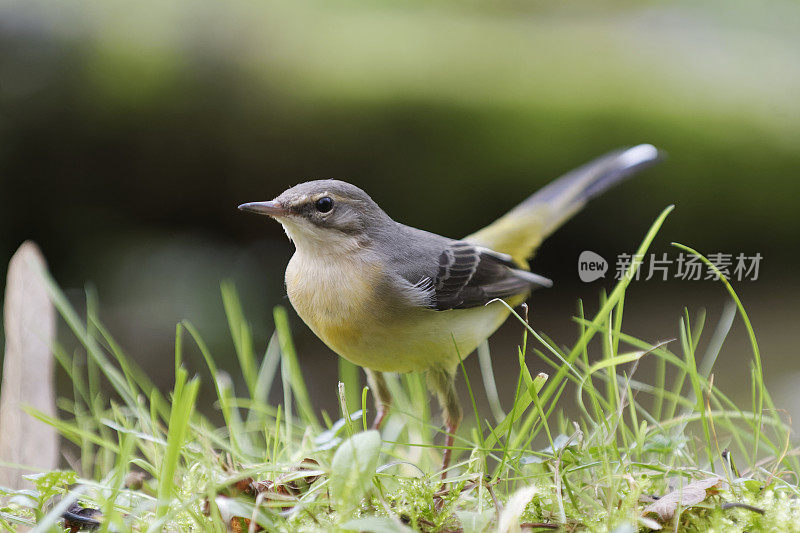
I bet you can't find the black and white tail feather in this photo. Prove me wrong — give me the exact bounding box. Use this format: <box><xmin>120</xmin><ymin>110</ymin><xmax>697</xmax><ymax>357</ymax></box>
<box><xmin>417</xmin><ymin>144</ymin><xmax>661</xmax><ymax>311</ymax></box>
<box><xmin>465</xmin><ymin>144</ymin><xmax>663</xmax><ymax>264</ymax></box>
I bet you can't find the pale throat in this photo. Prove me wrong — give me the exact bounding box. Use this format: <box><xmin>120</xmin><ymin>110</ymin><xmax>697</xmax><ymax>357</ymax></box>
<box><xmin>278</xmin><ymin>219</ymin><xmax>365</xmax><ymax>257</ymax></box>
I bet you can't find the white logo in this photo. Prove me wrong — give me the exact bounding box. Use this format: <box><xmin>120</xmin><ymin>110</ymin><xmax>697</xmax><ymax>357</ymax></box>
<box><xmin>578</xmin><ymin>251</ymin><xmax>608</xmax><ymax>282</ymax></box>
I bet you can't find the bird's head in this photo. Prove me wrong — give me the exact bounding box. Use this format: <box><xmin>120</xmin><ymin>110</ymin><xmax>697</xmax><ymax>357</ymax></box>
<box><xmin>238</xmin><ymin>180</ymin><xmax>389</xmax><ymax>252</ymax></box>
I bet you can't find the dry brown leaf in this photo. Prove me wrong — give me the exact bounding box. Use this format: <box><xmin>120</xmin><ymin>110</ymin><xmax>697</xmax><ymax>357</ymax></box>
<box><xmin>0</xmin><ymin>241</ymin><xmax>58</xmax><ymax>489</ymax></box>
<box><xmin>643</xmin><ymin>477</ymin><xmax>723</xmax><ymax>521</ymax></box>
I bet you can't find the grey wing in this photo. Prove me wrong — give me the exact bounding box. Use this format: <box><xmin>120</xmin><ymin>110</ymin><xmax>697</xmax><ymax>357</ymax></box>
<box><xmin>429</xmin><ymin>241</ymin><xmax>552</xmax><ymax>311</ymax></box>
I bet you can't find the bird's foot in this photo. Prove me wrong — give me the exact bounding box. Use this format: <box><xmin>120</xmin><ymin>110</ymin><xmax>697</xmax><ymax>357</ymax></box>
<box><xmin>371</xmin><ymin>406</ymin><xmax>388</xmax><ymax>431</ymax></box>
<box><xmin>440</xmin><ymin>424</ymin><xmax>456</xmax><ymax>480</ymax></box>
<box><xmin>432</xmin><ymin>421</ymin><xmax>459</xmax><ymax>501</ymax></box>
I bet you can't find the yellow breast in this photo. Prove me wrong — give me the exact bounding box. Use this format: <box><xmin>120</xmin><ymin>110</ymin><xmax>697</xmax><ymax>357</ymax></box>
<box><xmin>285</xmin><ymin>251</ymin><xmax>382</xmax><ymax>356</ymax></box>
<box><xmin>283</xmin><ymin>250</ymin><xmax>518</xmax><ymax>374</ymax></box>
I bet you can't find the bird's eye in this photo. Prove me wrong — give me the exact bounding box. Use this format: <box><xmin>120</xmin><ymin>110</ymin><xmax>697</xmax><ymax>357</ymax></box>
<box><xmin>315</xmin><ymin>196</ymin><xmax>334</xmax><ymax>213</ymax></box>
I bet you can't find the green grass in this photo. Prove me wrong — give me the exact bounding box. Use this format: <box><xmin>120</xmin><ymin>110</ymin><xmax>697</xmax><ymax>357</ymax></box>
<box><xmin>2</xmin><ymin>208</ymin><xmax>800</xmax><ymax>531</ymax></box>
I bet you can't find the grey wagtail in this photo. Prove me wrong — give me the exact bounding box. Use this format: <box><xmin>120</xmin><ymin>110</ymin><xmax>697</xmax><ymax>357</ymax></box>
<box><xmin>239</xmin><ymin>144</ymin><xmax>661</xmax><ymax>477</ymax></box>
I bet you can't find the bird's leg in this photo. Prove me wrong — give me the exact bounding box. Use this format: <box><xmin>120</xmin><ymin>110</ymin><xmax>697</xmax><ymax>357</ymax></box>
<box><xmin>428</xmin><ymin>366</ymin><xmax>462</xmax><ymax>480</ymax></box>
<box><xmin>365</xmin><ymin>369</ymin><xmax>391</xmax><ymax>430</ymax></box>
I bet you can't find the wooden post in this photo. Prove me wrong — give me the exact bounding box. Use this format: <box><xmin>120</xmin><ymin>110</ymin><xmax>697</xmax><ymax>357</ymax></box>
<box><xmin>0</xmin><ymin>241</ymin><xmax>58</xmax><ymax>488</ymax></box>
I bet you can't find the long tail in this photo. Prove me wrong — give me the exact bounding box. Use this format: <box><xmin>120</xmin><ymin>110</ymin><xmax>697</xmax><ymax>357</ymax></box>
<box><xmin>464</xmin><ymin>144</ymin><xmax>662</xmax><ymax>264</ymax></box>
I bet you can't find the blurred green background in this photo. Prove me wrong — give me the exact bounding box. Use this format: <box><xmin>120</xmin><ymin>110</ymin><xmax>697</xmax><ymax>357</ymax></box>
<box><xmin>1</xmin><ymin>0</ymin><xmax>799</xmax><ymax>420</ymax></box>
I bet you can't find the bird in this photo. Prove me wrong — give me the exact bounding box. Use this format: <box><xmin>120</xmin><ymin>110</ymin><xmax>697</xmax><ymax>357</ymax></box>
<box><xmin>238</xmin><ymin>144</ymin><xmax>661</xmax><ymax>478</ymax></box>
